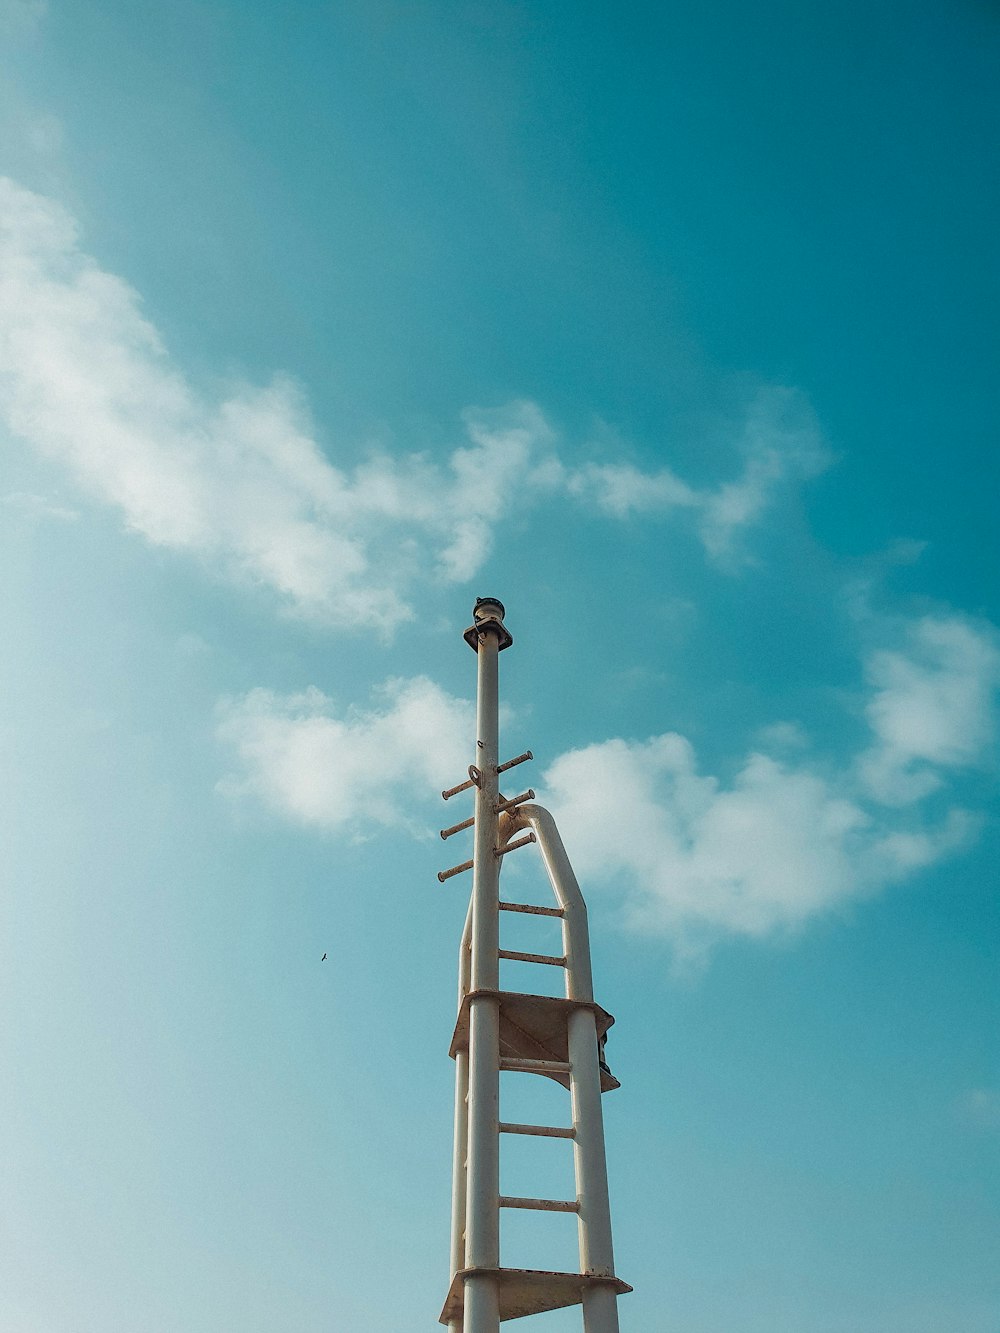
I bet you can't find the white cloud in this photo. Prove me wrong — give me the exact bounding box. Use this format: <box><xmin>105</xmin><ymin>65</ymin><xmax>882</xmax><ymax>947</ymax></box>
<box><xmin>570</xmin><ymin>385</ymin><xmax>830</xmax><ymax>563</ymax></box>
<box><xmin>216</xmin><ymin>676</ymin><xmax>472</xmax><ymax>833</ymax></box>
<box><xmin>541</xmin><ymin>733</ymin><xmax>977</xmax><ymax>954</ymax></box>
<box><xmin>1</xmin><ymin>489</ymin><xmax>78</xmax><ymax>521</ymax></box>
<box><xmin>0</xmin><ymin>179</ymin><xmax>558</xmax><ymax>631</ymax></box>
<box><xmin>0</xmin><ymin>178</ymin><xmax>831</xmax><ymax>631</ymax></box>
<box><xmin>217</xmin><ymin>607</ymin><xmax>996</xmax><ymax>952</ymax></box>
<box><xmin>543</xmin><ymin>737</ymin><xmax>869</xmax><ymax>945</ymax></box>
<box><xmin>858</xmin><ymin>615</ymin><xmax>1000</xmax><ymax>804</ymax></box>
<box><xmin>340</xmin><ymin>401</ymin><xmax>562</xmax><ymax>584</ymax></box>
<box><xmin>697</xmin><ymin>385</ymin><xmax>829</xmax><ymax>561</ymax></box>
<box><xmin>537</xmin><ymin>613</ymin><xmax>996</xmax><ymax>953</ymax></box>
<box><xmin>755</xmin><ymin>720</ymin><xmax>810</xmax><ymax>751</ymax></box>
<box><xmin>568</xmin><ymin>460</ymin><xmax>698</xmax><ymax>517</ymax></box>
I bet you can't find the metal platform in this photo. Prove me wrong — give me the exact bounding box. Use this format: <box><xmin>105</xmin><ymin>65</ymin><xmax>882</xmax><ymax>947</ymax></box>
<box><xmin>440</xmin><ymin>1268</ymin><xmax>633</xmax><ymax>1323</ymax></box>
<box><xmin>450</xmin><ymin>989</ymin><xmax>620</xmax><ymax>1093</ymax></box>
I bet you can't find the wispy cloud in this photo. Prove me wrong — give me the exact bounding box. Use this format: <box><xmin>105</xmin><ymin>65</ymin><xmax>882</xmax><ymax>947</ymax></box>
<box><xmin>216</xmin><ymin>611</ymin><xmax>997</xmax><ymax>953</ymax></box>
<box><xmin>543</xmin><ymin>733</ymin><xmax>973</xmax><ymax>955</ymax></box>
<box><xmin>0</xmin><ymin>179</ymin><xmax>558</xmax><ymax>631</ymax></box>
<box><xmin>216</xmin><ymin>676</ymin><xmax>472</xmax><ymax>834</ymax></box>
<box><xmin>541</xmin><ymin>611</ymin><xmax>996</xmax><ymax>954</ymax></box>
<box><xmin>1</xmin><ymin>489</ymin><xmax>79</xmax><ymax>521</ymax></box>
<box><xmin>569</xmin><ymin>385</ymin><xmax>830</xmax><ymax>564</ymax></box>
<box><xmin>0</xmin><ymin>178</ymin><xmax>829</xmax><ymax>630</ymax></box>
<box><xmin>858</xmin><ymin>615</ymin><xmax>1000</xmax><ymax>805</ymax></box>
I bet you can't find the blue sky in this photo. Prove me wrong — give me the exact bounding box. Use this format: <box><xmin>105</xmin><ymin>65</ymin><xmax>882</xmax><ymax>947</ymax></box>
<box><xmin>1</xmin><ymin>2</ymin><xmax>998</xmax><ymax>1330</ymax></box>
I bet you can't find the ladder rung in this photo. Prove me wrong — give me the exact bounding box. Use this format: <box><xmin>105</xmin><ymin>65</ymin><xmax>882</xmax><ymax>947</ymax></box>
<box><xmin>500</xmin><ymin>1057</ymin><xmax>572</xmax><ymax>1074</ymax></box>
<box><xmin>496</xmin><ymin>750</ymin><xmax>533</xmax><ymax>774</ymax></box>
<box><xmin>441</xmin><ymin>765</ymin><xmax>482</xmax><ymax>801</ymax></box>
<box><xmin>499</xmin><ymin>1121</ymin><xmax>575</xmax><ymax>1139</ymax></box>
<box><xmin>499</xmin><ymin>901</ymin><xmax>564</xmax><ymax>918</ymax></box>
<box><xmin>496</xmin><ymin>788</ymin><xmax>534</xmax><ymax>813</ymax></box>
<box><xmin>494</xmin><ymin>832</ymin><xmax>536</xmax><ymax>858</ymax></box>
<box><xmin>499</xmin><ymin>949</ymin><xmax>566</xmax><ymax>967</ymax></box>
<box><xmin>440</xmin><ymin>814</ymin><xmax>475</xmax><ymax>840</ymax></box>
<box><xmin>438</xmin><ymin>858</ymin><xmax>474</xmax><ymax>882</ymax></box>
<box><xmin>499</xmin><ymin>1195</ymin><xmax>580</xmax><ymax>1213</ymax></box>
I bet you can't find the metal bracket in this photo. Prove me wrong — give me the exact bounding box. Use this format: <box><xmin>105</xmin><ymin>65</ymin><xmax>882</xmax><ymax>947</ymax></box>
<box><xmin>463</xmin><ymin>618</ymin><xmax>514</xmax><ymax>652</ymax></box>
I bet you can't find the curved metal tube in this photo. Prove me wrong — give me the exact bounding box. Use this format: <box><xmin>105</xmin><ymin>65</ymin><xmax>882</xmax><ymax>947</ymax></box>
<box><xmin>500</xmin><ymin>802</ymin><xmax>594</xmax><ymax>1004</ymax></box>
<box><xmin>499</xmin><ymin>801</ymin><xmax>619</xmax><ymax>1328</ymax></box>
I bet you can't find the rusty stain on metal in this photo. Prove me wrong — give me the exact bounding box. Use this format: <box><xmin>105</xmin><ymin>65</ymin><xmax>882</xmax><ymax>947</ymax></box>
<box><xmin>441</xmin><ymin>765</ymin><xmax>484</xmax><ymax>801</ymax></box>
<box><xmin>499</xmin><ymin>948</ymin><xmax>567</xmax><ymax>968</ymax></box>
<box><xmin>440</xmin><ymin>814</ymin><xmax>475</xmax><ymax>841</ymax></box>
<box><xmin>440</xmin><ymin>1271</ymin><xmax>631</xmax><ymax>1325</ymax></box>
<box><xmin>498</xmin><ymin>901</ymin><xmax>564</xmax><ymax>919</ymax></box>
<box><xmin>496</xmin><ymin>750</ymin><xmax>533</xmax><ymax>774</ymax></box>
<box><xmin>438</xmin><ymin>858</ymin><xmax>474</xmax><ymax>883</ymax></box>
<box><xmin>499</xmin><ymin>1121</ymin><xmax>576</xmax><ymax>1139</ymax></box>
<box><xmin>496</xmin><ymin>788</ymin><xmax>535</xmax><ymax>813</ymax></box>
<box><xmin>500</xmin><ymin>1196</ymin><xmax>581</xmax><ymax>1214</ymax></box>
<box><xmin>494</xmin><ymin>831</ymin><xmax>536</xmax><ymax>858</ymax></box>
<box><xmin>500</xmin><ymin>1056</ymin><xmax>573</xmax><ymax>1075</ymax></box>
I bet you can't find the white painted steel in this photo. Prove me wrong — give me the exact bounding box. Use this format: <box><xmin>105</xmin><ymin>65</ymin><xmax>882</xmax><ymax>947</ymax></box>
<box><xmin>500</xmin><ymin>1057</ymin><xmax>572</xmax><ymax>1073</ymax></box>
<box><xmin>503</xmin><ymin>804</ymin><xmax>595</xmax><ymax>1004</ymax></box>
<box><xmin>448</xmin><ymin>898</ymin><xmax>473</xmax><ymax>1333</ymax></box>
<box><xmin>568</xmin><ymin>1007</ymin><xmax>620</xmax><ymax>1332</ymax></box>
<box><xmin>499</xmin><ymin>1121</ymin><xmax>576</xmax><ymax>1139</ymax></box>
<box><xmin>444</xmin><ymin>607</ymin><xmax>624</xmax><ymax>1330</ymax></box>
<box><xmin>502</xmin><ymin>801</ymin><xmax>621</xmax><ymax>1332</ymax></box>
<box><xmin>448</xmin><ymin>1049</ymin><xmax>469</xmax><ymax>1333</ymax></box>
<box><xmin>498</xmin><ymin>900</ymin><xmax>564</xmax><ymax>918</ymax></box>
<box><xmin>582</xmin><ymin>1283</ymin><xmax>621</xmax><ymax>1333</ymax></box>
<box><xmin>464</xmin><ymin>615</ymin><xmax>503</xmax><ymax>1333</ymax></box>
<box><xmin>470</xmin><ymin>625</ymin><xmax>500</xmax><ymax>994</ymax></box>
<box><xmin>464</xmin><ymin>1273</ymin><xmax>500</xmax><ymax>1330</ymax></box>
<box><xmin>499</xmin><ymin>1196</ymin><xmax>581</xmax><ymax>1213</ymax></box>
<box><xmin>497</xmin><ymin>948</ymin><xmax>566</xmax><ymax>967</ymax></box>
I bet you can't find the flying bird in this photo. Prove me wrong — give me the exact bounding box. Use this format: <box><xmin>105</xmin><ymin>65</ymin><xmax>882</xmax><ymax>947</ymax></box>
<box><xmin>321</xmin><ymin>953</ymin><xmax>327</xmax><ymax>961</ymax></box>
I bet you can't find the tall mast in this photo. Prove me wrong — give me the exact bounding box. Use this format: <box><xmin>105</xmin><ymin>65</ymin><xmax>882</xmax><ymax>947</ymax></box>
<box><xmin>438</xmin><ymin>599</ymin><xmax>630</xmax><ymax>1331</ymax></box>
<box><xmin>465</xmin><ymin>596</ymin><xmax>504</xmax><ymax>1328</ymax></box>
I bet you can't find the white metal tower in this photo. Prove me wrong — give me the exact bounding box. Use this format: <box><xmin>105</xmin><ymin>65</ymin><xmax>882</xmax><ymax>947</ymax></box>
<box><xmin>437</xmin><ymin>598</ymin><xmax>630</xmax><ymax>1331</ymax></box>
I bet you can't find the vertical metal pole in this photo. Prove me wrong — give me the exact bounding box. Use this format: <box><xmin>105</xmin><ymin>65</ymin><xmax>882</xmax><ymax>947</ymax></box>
<box><xmin>568</xmin><ymin>1007</ymin><xmax>619</xmax><ymax>1333</ymax></box>
<box><xmin>464</xmin><ymin>607</ymin><xmax>503</xmax><ymax>1333</ymax></box>
<box><xmin>448</xmin><ymin>902</ymin><xmax>473</xmax><ymax>1332</ymax></box>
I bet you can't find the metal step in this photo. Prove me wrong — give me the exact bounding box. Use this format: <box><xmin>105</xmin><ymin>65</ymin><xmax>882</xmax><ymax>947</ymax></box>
<box><xmin>450</xmin><ymin>989</ymin><xmax>621</xmax><ymax>1092</ymax></box>
<box><xmin>439</xmin><ymin>1268</ymin><xmax>632</xmax><ymax>1324</ymax></box>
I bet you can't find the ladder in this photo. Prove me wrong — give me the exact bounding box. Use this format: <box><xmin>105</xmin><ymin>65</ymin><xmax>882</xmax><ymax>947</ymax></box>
<box><xmin>437</xmin><ymin>600</ymin><xmax>630</xmax><ymax>1331</ymax></box>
